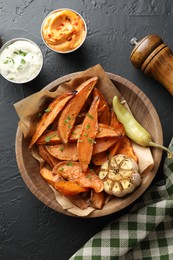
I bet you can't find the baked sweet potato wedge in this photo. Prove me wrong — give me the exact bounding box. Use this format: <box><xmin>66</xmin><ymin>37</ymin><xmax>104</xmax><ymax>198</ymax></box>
<box><xmin>40</xmin><ymin>167</ymin><xmax>55</xmax><ymax>185</ymax></box>
<box><xmin>36</xmin><ymin>126</ymin><xmax>81</xmax><ymax>145</ymax></box>
<box><xmin>40</xmin><ymin>166</ymin><xmax>89</xmax><ymax>196</ymax></box>
<box><xmin>52</xmin><ymin>161</ymin><xmax>103</xmax><ymax>193</ymax></box>
<box><xmin>117</xmin><ymin>136</ymin><xmax>138</xmax><ymax>163</ymax></box>
<box><xmin>90</xmin><ymin>190</ymin><xmax>106</xmax><ymax>209</ymax></box>
<box><xmin>58</xmin><ymin>77</ymin><xmax>98</xmax><ymax>144</ymax></box>
<box><xmin>108</xmin><ymin>111</ymin><xmax>126</xmax><ymax>157</ymax></box>
<box><xmin>54</xmin><ymin>181</ymin><xmax>89</xmax><ymax>196</ymax></box>
<box><xmin>68</xmin><ymin>194</ymin><xmax>89</xmax><ymax>209</ymax></box>
<box><xmin>109</xmin><ymin>111</ymin><xmax>125</xmax><ymax>136</ymax></box>
<box><xmin>38</xmin><ymin>144</ymin><xmax>59</xmax><ymax>168</ymax></box>
<box><xmin>77</xmin><ymin>96</ymin><xmax>100</xmax><ymax>172</ymax></box>
<box><xmin>96</xmin><ymin>124</ymin><xmax>120</xmax><ymax>138</ymax></box>
<box><xmin>108</xmin><ymin>138</ymin><xmax>124</xmax><ymax>158</ymax></box>
<box><xmin>37</xmin><ymin>130</ymin><xmax>60</xmax><ymax>145</ymax></box>
<box><xmin>46</xmin><ymin>142</ymin><xmax>78</xmax><ymax>161</ymax></box>
<box><xmin>93</xmin><ymin>137</ymin><xmax>121</xmax><ymax>155</ymax></box>
<box><xmin>36</xmin><ymin>123</ymin><xmax>119</xmax><ymax>145</ymax></box>
<box><xmin>93</xmin><ymin>88</ymin><xmax>110</xmax><ymax>124</ymax></box>
<box><xmin>92</xmin><ymin>151</ymin><xmax>108</xmax><ymax>166</ymax></box>
<box><xmin>29</xmin><ymin>91</ymin><xmax>76</xmax><ymax>148</ymax></box>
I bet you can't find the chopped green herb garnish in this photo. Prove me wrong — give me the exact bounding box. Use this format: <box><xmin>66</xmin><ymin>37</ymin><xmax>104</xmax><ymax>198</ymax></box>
<box><xmin>14</xmin><ymin>50</ymin><xmax>27</xmax><ymax>56</ymax></box>
<box><xmin>86</xmin><ymin>174</ymin><xmax>92</xmax><ymax>180</ymax></box>
<box><xmin>17</xmin><ymin>65</ymin><xmax>23</xmax><ymax>70</ymax></box>
<box><xmin>64</xmin><ymin>115</ymin><xmax>72</xmax><ymax>125</ymax></box>
<box><xmin>45</xmin><ymin>133</ymin><xmax>57</xmax><ymax>142</ymax></box>
<box><xmin>86</xmin><ymin>123</ymin><xmax>90</xmax><ymax>130</ymax></box>
<box><xmin>78</xmin><ymin>139</ymin><xmax>84</xmax><ymax>143</ymax></box>
<box><xmin>59</xmin><ymin>147</ymin><xmax>64</xmax><ymax>152</ymax></box>
<box><xmin>87</xmin><ymin>113</ymin><xmax>94</xmax><ymax>119</ymax></box>
<box><xmin>84</xmin><ymin>133</ymin><xmax>88</xmax><ymax>137</ymax></box>
<box><xmin>88</xmin><ymin>138</ymin><xmax>96</xmax><ymax>144</ymax></box>
<box><xmin>66</xmin><ymin>115</ymin><xmax>71</xmax><ymax>120</ymax></box>
<box><xmin>45</xmin><ymin>136</ymin><xmax>52</xmax><ymax>142</ymax></box>
<box><xmin>19</xmin><ymin>50</ymin><xmax>27</xmax><ymax>56</ymax></box>
<box><xmin>20</xmin><ymin>58</ymin><xmax>26</xmax><ymax>64</ymax></box>
<box><xmin>4</xmin><ymin>57</ymin><xmax>15</xmax><ymax>64</ymax></box>
<box><xmin>44</xmin><ymin>108</ymin><xmax>51</xmax><ymax>113</ymax></box>
<box><xmin>67</xmin><ymin>162</ymin><xmax>73</xmax><ymax>166</ymax></box>
<box><xmin>4</xmin><ymin>60</ymin><xmax>9</xmax><ymax>64</ymax></box>
<box><xmin>59</xmin><ymin>167</ymin><xmax>64</xmax><ymax>172</ymax></box>
<box><xmin>37</xmin><ymin>113</ymin><xmax>42</xmax><ymax>118</ymax></box>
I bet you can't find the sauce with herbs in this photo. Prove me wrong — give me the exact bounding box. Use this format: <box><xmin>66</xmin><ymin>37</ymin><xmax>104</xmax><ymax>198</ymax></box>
<box><xmin>0</xmin><ymin>40</ymin><xmax>43</xmax><ymax>83</ymax></box>
<box><xmin>41</xmin><ymin>9</ymin><xmax>86</xmax><ymax>53</ymax></box>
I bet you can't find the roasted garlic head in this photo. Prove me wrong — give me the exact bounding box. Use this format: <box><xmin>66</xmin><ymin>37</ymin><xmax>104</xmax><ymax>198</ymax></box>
<box><xmin>99</xmin><ymin>154</ymin><xmax>141</xmax><ymax>197</ymax></box>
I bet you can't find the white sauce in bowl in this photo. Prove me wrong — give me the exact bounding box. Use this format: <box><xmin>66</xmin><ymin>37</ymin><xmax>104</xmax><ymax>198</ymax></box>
<box><xmin>0</xmin><ymin>40</ymin><xmax>43</xmax><ymax>83</ymax></box>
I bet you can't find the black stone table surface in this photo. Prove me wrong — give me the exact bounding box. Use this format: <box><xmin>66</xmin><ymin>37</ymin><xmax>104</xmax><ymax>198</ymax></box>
<box><xmin>0</xmin><ymin>1</ymin><xmax>173</xmax><ymax>260</ymax></box>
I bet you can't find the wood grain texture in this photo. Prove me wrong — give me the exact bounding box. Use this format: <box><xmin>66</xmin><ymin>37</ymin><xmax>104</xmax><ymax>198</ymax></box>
<box><xmin>15</xmin><ymin>73</ymin><xmax>163</xmax><ymax>218</ymax></box>
<box><xmin>131</xmin><ymin>34</ymin><xmax>173</xmax><ymax>96</ymax></box>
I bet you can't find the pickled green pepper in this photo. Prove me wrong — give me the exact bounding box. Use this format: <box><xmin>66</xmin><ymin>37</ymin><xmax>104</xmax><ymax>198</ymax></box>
<box><xmin>113</xmin><ymin>96</ymin><xmax>172</xmax><ymax>158</ymax></box>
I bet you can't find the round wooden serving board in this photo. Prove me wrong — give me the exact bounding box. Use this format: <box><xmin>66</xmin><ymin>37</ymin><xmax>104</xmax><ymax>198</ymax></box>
<box><xmin>15</xmin><ymin>72</ymin><xmax>163</xmax><ymax>217</ymax></box>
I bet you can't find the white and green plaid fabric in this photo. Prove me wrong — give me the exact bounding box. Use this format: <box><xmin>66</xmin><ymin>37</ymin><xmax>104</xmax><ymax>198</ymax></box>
<box><xmin>70</xmin><ymin>139</ymin><xmax>173</xmax><ymax>260</ymax></box>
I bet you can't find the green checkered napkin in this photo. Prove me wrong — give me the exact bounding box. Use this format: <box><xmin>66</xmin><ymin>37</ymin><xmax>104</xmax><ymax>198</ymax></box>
<box><xmin>70</xmin><ymin>139</ymin><xmax>173</xmax><ymax>260</ymax></box>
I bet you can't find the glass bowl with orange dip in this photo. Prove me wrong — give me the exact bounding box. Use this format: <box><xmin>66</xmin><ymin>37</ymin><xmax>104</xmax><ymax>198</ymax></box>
<box><xmin>41</xmin><ymin>8</ymin><xmax>87</xmax><ymax>53</ymax></box>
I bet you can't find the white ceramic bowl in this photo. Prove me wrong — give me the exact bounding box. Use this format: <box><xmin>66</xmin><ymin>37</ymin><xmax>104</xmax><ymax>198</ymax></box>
<box><xmin>41</xmin><ymin>8</ymin><xmax>87</xmax><ymax>54</ymax></box>
<box><xmin>0</xmin><ymin>38</ymin><xmax>43</xmax><ymax>84</ymax></box>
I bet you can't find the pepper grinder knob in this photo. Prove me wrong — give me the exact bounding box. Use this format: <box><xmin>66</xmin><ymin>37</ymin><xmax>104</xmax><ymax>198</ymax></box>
<box><xmin>130</xmin><ymin>34</ymin><xmax>173</xmax><ymax>96</ymax></box>
<box><xmin>130</xmin><ymin>37</ymin><xmax>138</xmax><ymax>46</ymax></box>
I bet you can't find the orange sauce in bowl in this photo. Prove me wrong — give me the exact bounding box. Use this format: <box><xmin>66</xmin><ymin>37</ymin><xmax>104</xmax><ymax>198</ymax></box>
<box><xmin>41</xmin><ymin>9</ymin><xmax>87</xmax><ymax>53</ymax></box>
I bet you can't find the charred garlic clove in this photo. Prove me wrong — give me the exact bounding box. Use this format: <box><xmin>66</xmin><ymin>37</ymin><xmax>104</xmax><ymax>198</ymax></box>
<box><xmin>99</xmin><ymin>154</ymin><xmax>141</xmax><ymax>197</ymax></box>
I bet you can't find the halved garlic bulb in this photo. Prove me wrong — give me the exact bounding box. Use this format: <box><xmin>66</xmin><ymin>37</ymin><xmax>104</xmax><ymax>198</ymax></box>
<box><xmin>99</xmin><ymin>154</ymin><xmax>141</xmax><ymax>197</ymax></box>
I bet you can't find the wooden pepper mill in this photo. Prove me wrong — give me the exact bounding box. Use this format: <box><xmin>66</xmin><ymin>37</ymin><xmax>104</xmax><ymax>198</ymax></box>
<box><xmin>130</xmin><ymin>34</ymin><xmax>173</xmax><ymax>96</ymax></box>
